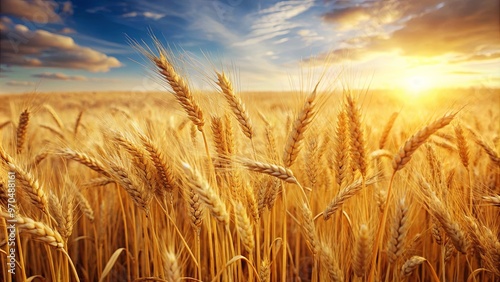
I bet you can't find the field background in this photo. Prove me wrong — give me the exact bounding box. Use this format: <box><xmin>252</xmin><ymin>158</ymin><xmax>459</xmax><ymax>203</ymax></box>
<box><xmin>0</xmin><ymin>87</ymin><xmax>499</xmax><ymax>282</ymax></box>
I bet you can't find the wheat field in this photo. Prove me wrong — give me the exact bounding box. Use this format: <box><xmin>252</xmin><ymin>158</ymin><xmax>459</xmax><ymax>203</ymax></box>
<box><xmin>0</xmin><ymin>47</ymin><xmax>499</xmax><ymax>282</ymax></box>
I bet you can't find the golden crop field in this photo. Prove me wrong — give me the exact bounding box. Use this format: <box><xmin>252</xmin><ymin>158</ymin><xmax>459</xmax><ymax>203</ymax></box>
<box><xmin>0</xmin><ymin>47</ymin><xmax>499</xmax><ymax>282</ymax></box>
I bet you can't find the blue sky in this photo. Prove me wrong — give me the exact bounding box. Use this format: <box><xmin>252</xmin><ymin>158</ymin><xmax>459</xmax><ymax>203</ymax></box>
<box><xmin>0</xmin><ymin>0</ymin><xmax>499</xmax><ymax>94</ymax></box>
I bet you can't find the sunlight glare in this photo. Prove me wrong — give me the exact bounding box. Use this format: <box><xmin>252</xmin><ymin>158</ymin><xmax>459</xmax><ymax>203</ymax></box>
<box><xmin>404</xmin><ymin>75</ymin><xmax>434</xmax><ymax>97</ymax></box>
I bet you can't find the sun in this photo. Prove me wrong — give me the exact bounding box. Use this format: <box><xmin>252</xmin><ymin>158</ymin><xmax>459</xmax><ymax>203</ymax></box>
<box><xmin>404</xmin><ymin>75</ymin><xmax>433</xmax><ymax>96</ymax></box>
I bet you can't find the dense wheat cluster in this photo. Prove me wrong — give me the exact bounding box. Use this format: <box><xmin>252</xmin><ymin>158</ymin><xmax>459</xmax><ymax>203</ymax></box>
<box><xmin>0</xmin><ymin>46</ymin><xmax>499</xmax><ymax>282</ymax></box>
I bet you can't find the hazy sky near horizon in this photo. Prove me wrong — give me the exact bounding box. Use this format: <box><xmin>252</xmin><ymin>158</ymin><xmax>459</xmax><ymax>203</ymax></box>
<box><xmin>0</xmin><ymin>0</ymin><xmax>498</xmax><ymax>94</ymax></box>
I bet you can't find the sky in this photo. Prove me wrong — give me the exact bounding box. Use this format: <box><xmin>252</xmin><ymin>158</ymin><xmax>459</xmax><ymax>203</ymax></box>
<box><xmin>0</xmin><ymin>0</ymin><xmax>499</xmax><ymax>94</ymax></box>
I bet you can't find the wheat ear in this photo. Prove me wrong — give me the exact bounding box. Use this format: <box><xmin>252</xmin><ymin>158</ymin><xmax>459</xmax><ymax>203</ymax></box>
<box><xmin>234</xmin><ymin>200</ymin><xmax>255</xmax><ymax>252</ymax></box>
<box><xmin>334</xmin><ymin>109</ymin><xmax>350</xmax><ymax>187</ymax></box>
<box><xmin>454</xmin><ymin>123</ymin><xmax>469</xmax><ymax>168</ymax></box>
<box><xmin>319</xmin><ymin>242</ymin><xmax>344</xmax><ymax>282</ymax></box>
<box><xmin>181</xmin><ymin>162</ymin><xmax>229</xmax><ymax>226</ymax></box>
<box><xmin>379</xmin><ymin>112</ymin><xmax>399</xmax><ymax>149</ymax></box>
<box><xmin>184</xmin><ymin>187</ymin><xmax>204</xmax><ymax>233</ymax></box>
<box><xmin>216</xmin><ymin>71</ymin><xmax>254</xmax><ymax>140</ymax></box>
<box><xmin>16</xmin><ymin>108</ymin><xmax>30</xmax><ymax>154</ymax></box>
<box><xmin>467</xmin><ymin>128</ymin><xmax>500</xmax><ymax>166</ymax></box>
<box><xmin>393</xmin><ymin>112</ymin><xmax>456</xmax><ymax>171</ymax></box>
<box><xmin>283</xmin><ymin>84</ymin><xmax>318</xmax><ymax>167</ymax></box>
<box><xmin>322</xmin><ymin>174</ymin><xmax>379</xmax><ymax>220</ymax></box>
<box><xmin>58</xmin><ymin>148</ymin><xmax>111</xmax><ymax>178</ymax></box>
<box><xmin>109</xmin><ymin>164</ymin><xmax>152</xmax><ymax>214</ymax></box>
<box><xmin>387</xmin><ymin>197</ymin><xmax>409</xmax><ymax>263</ymax></box>
<box><xmin>420</xmin><ymin>182</ymin><xmax>468</xmax><ymax>253</ymax></box>
<box><xmin>300</xmin><ymin>202</ymin><xmax>318</xmax><ymax>255</ymax></box>
<box><xmin>400</xmin><ymin>256</ymin><xmax>426</xmax><ymax>277</ymax></box>
<box><xmin>113</xmin><ymin>133</ymin><xmax>156</xmax><ymax>192</ymax></box>
<box><xmin>0</xmin><ymin>212</ymin><xmax>64</xmax><ymax>248</ymax></box>
<box><xmin>164</xmin><ymin>251</ymin><xmax>181</xmax><ymax>282</ymax></box>
<box><xmin>152</xmin><ymin>51</ymin><xmax>205</xmax><ymax>131</ymax></box>
<box><xmin>353</xmin><ymin>224</ymin><xmax>371</xmax><ymax>277</ymax></box>
<box><xmin>346</xmin><ymin>95</ymin><xmax>367</xmax><ymax>178</ymax></box>
<box><xmin>74</xmin><ymin>110</ymin><xmax>84</xmax><ymax>137</ymax></box>
<box><xmin>42</xmin><ymin>104</ymin><xmax>64</xmax><ymax>129</ymax></box>
<box><xmin>140</xmin><ymin>134</ymin><xmax>176</xmax><ymax>197</ymax></box>
<box><xmin>75</xmin><ymin>190</ymin><xmax>94</xmax><ymax>222</ymax></box>
<box><xmin>239</xmin><ymin>158</ymin><xmax>299</xmax><ymax>185</ymax></box>
<box><xmin>7</xmin><ymin>162</ymin><xmax>48</xmax><ymax>214</ymax></box>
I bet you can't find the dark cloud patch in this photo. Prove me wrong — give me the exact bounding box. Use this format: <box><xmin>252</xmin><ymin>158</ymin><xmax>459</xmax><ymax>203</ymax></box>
<box><xmin>0</xmin><ymin>0</ymin><xmax>72</xmax><ymax>23</ymax></box>
<box><xmin>0</xmin><ymin>21</ymin><xmax>122</xmax><ymax>72</ymax></box>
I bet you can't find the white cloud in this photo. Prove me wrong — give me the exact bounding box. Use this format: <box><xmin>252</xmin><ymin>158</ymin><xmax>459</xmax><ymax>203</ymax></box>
<box><xmin>234</xmin><ymin>0</ymin><xmax>314</xmax><ymax>47</ymax></box>
<box><xmin>32</xmin><ymin>72</ymin><xmax>87</xmax><ymax>81</ymax></box>
<box><xmin>122</xmin><ymin>12</ymin><xmax>138</xmax><ymax>18</ymax></box>
<box><xmin>122</xmin><ymin>11</ymin><xmax>165</xmax><ymax>20</ymax></box>
<box><xmin>6</xmin><ymin>80</ymin><xmax>36</xmax><ymax>86</ymax></box>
